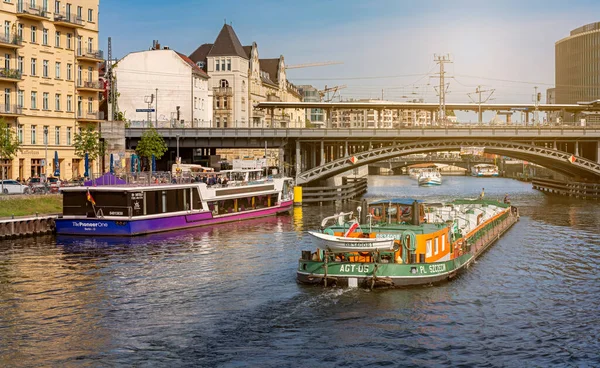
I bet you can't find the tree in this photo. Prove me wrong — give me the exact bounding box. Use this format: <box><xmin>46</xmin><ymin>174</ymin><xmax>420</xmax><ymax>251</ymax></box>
<box><xmin>0</xmin><ymin>119</ymin><xmax>21</xmax><ymax>194</ymax></box>
<box><xmin>136</xmin><ymin>126</ymin><xmax>167</xmax><ymax>171</ymax></box>
<box><xmin>73</xmin><ymin>126</ymin><xmax>103</xmax><ymax>177</ymax></box>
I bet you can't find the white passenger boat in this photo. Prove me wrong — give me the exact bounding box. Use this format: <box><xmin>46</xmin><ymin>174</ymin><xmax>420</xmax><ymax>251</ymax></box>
<box><xmin>471</xmin><ymin>164</ymin><xmax>499</xmax><ymax>177</ymax></box>
<box><xmin>417</xmin><ymin>168</ymin><xmax>442</xmax><ymax>186</ymax></box>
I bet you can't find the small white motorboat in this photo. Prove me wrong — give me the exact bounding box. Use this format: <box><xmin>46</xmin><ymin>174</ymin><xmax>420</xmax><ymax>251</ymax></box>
<box><xmin>308</xmin><ymin>231</ymin><xmax>396</xmax><ymax>252</ymax></box>
<box><xmin>417</xmin><ymin>168</ymin><xmax>442</xmax><ymax>186</ymax></box>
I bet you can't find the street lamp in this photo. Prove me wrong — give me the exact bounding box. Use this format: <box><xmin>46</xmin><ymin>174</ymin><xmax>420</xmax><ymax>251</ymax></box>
<box><xmin>43</xmin><ymin>126</ymin><xmax>48</xmax><ymax>179</ymax></box>
<box><xmin>176</xmin><ymin>134</ymin><xmax>180</xmax><ymax>161</ymax></box>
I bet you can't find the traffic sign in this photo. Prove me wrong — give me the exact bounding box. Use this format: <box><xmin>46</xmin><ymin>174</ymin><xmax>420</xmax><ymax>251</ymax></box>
<box><xmin>136</xmin><ymin>108</ymin><xmax>155</xmax><ymax>112</ymax></box>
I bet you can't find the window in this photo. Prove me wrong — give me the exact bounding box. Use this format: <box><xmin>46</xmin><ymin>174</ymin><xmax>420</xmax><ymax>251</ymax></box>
<box><xmin>221</xmin><ymin>59</ymin><xmax>225</xmax><ymax>71</ymax></box>
<box><xmin>426</xmin><ymin>239</ymin><xmax>432</xmax><ymax>258</ymax></box>
<box><xmin>17</xmin><ymin>90</ymin><xmax>23</xmax><ymax>108</ymax></box>
<box><xmin>55</xmin><ymin>93</ymin><xmax>60</xmax><ymax>110</ymax></box>
<box><xmin>434</xmin><ymin>237</ymin><xmax>439</xmax><ymax>255</ymax></box>
<box><xmin>43</xmin><ymin>60</ymin><xmax>48</xmax><ymax>77</ymax></box>
<box><xmin>4</xmin><ymin>54</ymin><xmax>9</xmax><ymax>70</ymax></box>
<box><xmin>442</xmin><ymin>234</ymin><xmax>446</xmax><ymax>252</ymax></box>
<box><xmin>66</xmin><ymin>33</ymin><xmax>71</xmax><ymax>49</ymax></box>
<box><xmin>43</xmin><ymin>92</ymin><xmax>49</xmax><ymax>110</ymax></box>
<box><xmin>17</xmin><ymin>56</ymin><xmax>23</xmax><ymax>74</ymax></box>
<box><xmin>18</xmin><ymin>125</ymin><xmax>23</xmax><ymax>144</ymax></box>
<box><xmin>87</xmin><ymin>66</ymin><xmax>92</xmax><ymax>82</ymax></box>
<box><xmin>43</xmin><ymin>126</ymin><xmax>48</xmax><ymax>145</ymax></box>
<box><xmin>220</xmin><ymin>79</ymin><xmax>228</xmax><ymax>88</ymax></box>
<box><xmin>215</xmin><ymin>59</ymin><xmax>220</xmax><ymax>71</ymax></box>
<box><xmin>77</xmin><ymin>65</ymin><xmax>82</xmax><ymax>85</ymax></box>
<box><xmin>17</xmin><ymin>24</ymin><xmax>22</xmax><ymax>39</ymax></box>
<box><xmin>241</xmin><ymin>97</ymin><xmax>245</xmax><ymax>111</ymax></box>
<box><xmin>194</xmin><ymin>97</ymin><xmax>197</xmax><ymax>109</ymax></box>
<box><xmin>42</xmin><ymin>0</ymin><xmax>48</xmax><ymax>11</ymax></box>
<box><xmin>87</xmin><ymin>37</ymin><xmax>92</xmax><ymax>52</ymax></box>
<box><xmin>4</xmin><ymin>21</ymin><xmax>9</xmax><ymax>39</ymax></box>
<box><xmin>223</xmin><ymin>98</ymin><xmax>228</xmax><ymax>109</ymax></box>
<box><xmin>55</xmin><ymin>0</ymin><xmax>60</xmax><ymax>13</ymax></box>
<box><xmin>55</xmin><ymin>31</ymin><xmax>60</xmax><ymax>47</ymax></box>
<box><xmin>66</xmin><ymin>63</ymin><xmax>72</xmax><ymax>80</ymax></box>
<box><xmin>42</xmin><ymin>28</ymin><xmax>48</xmax><ymax>45</ymax></box>
<box><xmin>77</xmin><ymin>36</ymin><xmax>81</xmax><ymax>55</ymax></box>
<box><xmin>55</xmin><ymin>62</ymin><xmax>61</xmax><ymax>78</ymax></box>
<box><xmin>88</xmin><ymin>8</ymin><xmax>93</xmax><ymax>22</ymax></box>
<box><xmin>4</xmin><ymin>88</ymin><xmax>10</xmax><ymax>108</ymax></box>
<box><xmin>31</xmin><ymin>58</ymin><xmax>36</xmax><ymax>76</ymax></box>
<box><xmin>55</xmin><ymin>127</ymin><xmax>60</xmax><ymax>145</ymax></box>
<box><xmin>66</xmin><ymin>127</ymin><xmax>71</xmax><ymax>145</ymax></box>
<box><xmin>77</xmin><ymin>96</ymin><xmax>82</xmax><ymax>116</ymax></box>
<box><xmin>66</xmin><ymin>95</ymin><xmax>72</xmax><ymax>112</ymax></box>
<box><xmin>31</xmin><ymin>26</ymin><xmax>36</xmax><ymax>43</ymax></box>
<box><xmin>223</xmin><ymin>118</ymin><xmax>227</xmax><ymax>128</ymax></box>
<box><xmin>77</xmin><ymin>6</ymin><xmax>82</xmax><ymax>19</ymax></box>
<box><xmin>31</xmin><ymin>125</ymin><xmax>36</xmax><ymax>144</ymax></box>
<box><xmin>227</xmin><ymin>58</ymin><xmax>231</xmax><ymax>71</ymax></box>
<box><xmin>66</xmin><ymin>3</ymin><xmax>71</xmax><ymax>18</ymax></box>
<box><xmin>215</xmin><ymin>98</ymin><xmax>220</xmax><ymax>109</ymax></box>
<box><xmin>87</xmin><ymin>97</ymin><xmax>92</xmax><ymax>113</ymax></box>
<box><xmin>31</xmin><ymin>91</ymin><xmax>37</xmax><ymax>109</ymax></box>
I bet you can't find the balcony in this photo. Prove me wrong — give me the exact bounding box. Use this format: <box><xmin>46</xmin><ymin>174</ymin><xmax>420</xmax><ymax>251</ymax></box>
<box><xmin>77</xmin><ymin>111</ymin><xmax>105</xmax><ymax>122</ymax></box>
<box><xmin>213</xmin><ymin>86</ymin><xmax>233</xmax><ymax>96</ymax></box>
<box><xmin>0</xmin><ymin>69</ymin><xmax>23</xmax><ymax>82</ymax></box>
<box><xmin>77</xmin><ymin>80</ymin><xmax>104</xmax><ymax>92</ymax></box>
<box><xmin>0</xmin><ymin>104</ymin><xmax>23</xmax><ymax>117</ymax></box>
<box><xmin>76</xmin><ymin>49</ymin><xmax>104</xmax><ymax>62</ymax></box>
<box><xmin>0</xmin><ymin>34</ymin><xmax>23</xmax><ymax>49</ymax></box>
<box><xmin>53</xmin><ymin>12</ymin><xmax>84</xmax><ymax>28</ymax></box>
<box><xmin>17</xmin><ymin>2</ymin><xmax>50</xmax><ymax>21</ymax></box>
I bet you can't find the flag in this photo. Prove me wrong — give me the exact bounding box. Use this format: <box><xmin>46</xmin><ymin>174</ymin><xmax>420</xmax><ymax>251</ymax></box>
<box><xmin>568</xmin><ymin>155</ymin><xmax>576</xmax><ymax>164</ymax></box>
<box><xmin>349</xmin><ymin>156</ymin><xmax>358</xmax><ymax>164</ymax></box>
<box><xmin>344</xmin><ymin>221</ymin><xmax>360</xmax><ymax>237</ymax></box>
<box><xmin>86</xmin><ymin>190</ymin><xmax>96</xmax><ymax>206</ymax></box>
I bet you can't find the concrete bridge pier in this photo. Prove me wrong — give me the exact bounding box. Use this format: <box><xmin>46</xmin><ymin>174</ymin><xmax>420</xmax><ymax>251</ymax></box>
<box><xmin>575</xmin><ymin>141</ymin><xmax>580</xmax><ymax>156</ymax></box>
<box><xmin>320</xmin><ymin>141</ymin><xmax>325</xmax><ymax>166</ymax></box>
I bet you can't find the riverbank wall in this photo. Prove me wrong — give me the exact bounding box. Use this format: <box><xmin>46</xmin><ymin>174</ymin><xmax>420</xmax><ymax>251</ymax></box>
<box><xmin>532</xmin><ymin>178</ymin><xmax>600</xmax><ymax>200</ymax></box>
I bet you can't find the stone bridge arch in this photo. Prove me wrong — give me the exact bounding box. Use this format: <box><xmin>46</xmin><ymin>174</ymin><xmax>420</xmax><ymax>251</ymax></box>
<box><xmin>296</xmin><ymin>139</ymin><xmax>600</xmax><ymax>185</ymax></box>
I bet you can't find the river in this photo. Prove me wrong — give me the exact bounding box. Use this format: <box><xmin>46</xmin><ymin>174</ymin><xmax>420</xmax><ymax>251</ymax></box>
<box><xmin>0</xmin><ymin>176</ymin><xmax>598</xmax><ymax>367</ymax></box>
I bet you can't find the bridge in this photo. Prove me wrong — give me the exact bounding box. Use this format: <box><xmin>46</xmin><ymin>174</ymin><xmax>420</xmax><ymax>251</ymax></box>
<box><xmin>124</xmin><ymin>124</ymin><xmax>600</xmax><ymax>185</ymax></box>
<box><xmin>369</xmin><ymin>155</ymin><xmax>495</xmax><ymax>171</ymax></box>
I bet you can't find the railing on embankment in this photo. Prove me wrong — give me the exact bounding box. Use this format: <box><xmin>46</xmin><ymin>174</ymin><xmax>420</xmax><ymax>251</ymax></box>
<box><xmin>301</xmin><ymin>177</ymin><xmax>368</xmax><ymax>204</ymax></box>
<box><xmin>532</xmin><ymin>178</ymin><xmax>600</xmax><ymax>200</ymax></box>
<box><xmin>0</xmin><ymin>215</ymin><xmax>56</xmax><ymax>239</ymax></box>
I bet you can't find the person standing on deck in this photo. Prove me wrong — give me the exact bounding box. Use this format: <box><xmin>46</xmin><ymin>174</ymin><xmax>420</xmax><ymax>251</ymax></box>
<box><xmin>479</xmin><ymin>188</ymin><xmax>485</xmax><ymax>200</ymax></box>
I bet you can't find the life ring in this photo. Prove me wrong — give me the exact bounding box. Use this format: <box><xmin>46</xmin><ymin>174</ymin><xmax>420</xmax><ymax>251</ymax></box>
<box><xmin>393</xmin><ymin>240</ymin><xmax>401</xmax><ymax>252</ymax></box>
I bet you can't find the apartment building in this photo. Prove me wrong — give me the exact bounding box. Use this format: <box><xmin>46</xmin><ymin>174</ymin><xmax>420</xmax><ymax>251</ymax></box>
<box><xmin>115</xmin><ymin>42</ymin><xmax>212</xmax><ymax>128</ymax></box>
<box><xmin>0</xmin><ymin>0</ymin><xmax>102</xmax><ymax>181</ymax></box>
<box><xmin>330</xmin><ymin>100</ymin><xmax>434</xmax><ymax>128</ymax></box>
<box><xmin>189</xmin><ymin>24</ymin><xmax>304</xmax><ymax>128</ymax></box>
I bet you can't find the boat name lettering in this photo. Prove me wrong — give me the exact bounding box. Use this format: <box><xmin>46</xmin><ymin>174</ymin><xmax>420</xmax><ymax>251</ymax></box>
<box><xmin>340</xmin><ymin>264</ymin><xmax>370</xmax><ymax>273</ymax></box>
<box><xmin>131</xmin><ymin>192</ymin><xmax>143</xmax><ymax>200</ymax></box>
<box><xmin>376</xmin><ymin>234</ymin><xmax>402</xmax><ymax>240</ymax></box>
<box><xmin>109</xmin><ymin>211</ymin><xmax>124</xmax><ymax>216</ymax></box>
<box><xmin>428</xmin><ymin>264</ymin><xmax>446</xmax><ymax>273</ymax></box>
<box><xmin>343</xmin><ymin>242</ymin><xmax>376</xmax><ymax>248</ymax></box>
<box><xmin>71</xmin><ymin>221</ymin><xmax>108</xmax><ymax>228</ymax></box>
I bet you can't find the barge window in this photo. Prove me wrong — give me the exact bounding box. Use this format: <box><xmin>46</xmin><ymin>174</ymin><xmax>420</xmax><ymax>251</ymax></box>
<box><xmin>442</xmin><ymin>234</ymin><xmax>446</xmax><ymax>252</ymax></box>
<box><xmin>434</xmin><ymin>237</ymin><xmax>439</xmax><ymax>255</ymax></box>
<box><xmin>426</xmin><ymin>239</ymin><xmax>432</xmax><ymax>258</ymax></box>
<box><xmin>166</xmin><ymin>189</ymin><xmax>185</xmax><ymax>213</ymax></box>
<box><xmin>94</xmin><ymin>191</ymin><xmax>128</xmax><ymax>216</ymax></box>
<box><xmin>145</xmin><ymin>191</ymin><xmax>160</xmax><ymax>215</ymax></box>
<box><xmin>192</xmin><ymin>188</ymin><xmax>202</xmax><ymax>209</ymax></box>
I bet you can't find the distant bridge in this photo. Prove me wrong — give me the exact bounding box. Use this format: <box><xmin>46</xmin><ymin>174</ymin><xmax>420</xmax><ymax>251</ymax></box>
<box><xmin>369</xmin><ymin>155</ymin><xmax>495</xmax><ymax>171</ymax></box>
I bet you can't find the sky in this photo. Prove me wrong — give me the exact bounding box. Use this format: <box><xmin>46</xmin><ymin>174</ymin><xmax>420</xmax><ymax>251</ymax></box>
<box><xmin>99</xmin><ymin>0</ymin><xmax>600</xmax><ymax>122</ymax></box>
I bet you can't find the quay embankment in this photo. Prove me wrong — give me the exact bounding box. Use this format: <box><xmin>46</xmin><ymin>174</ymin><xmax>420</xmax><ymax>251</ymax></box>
<box><xmin>532</xmin><ymin>178</ymin><xmax>600</xmax><ymax>200</ymax></box>
<box><xmin>0</xmin><ymin>195</ymin><xmax>61</xmax><ymax>239</ymax></box>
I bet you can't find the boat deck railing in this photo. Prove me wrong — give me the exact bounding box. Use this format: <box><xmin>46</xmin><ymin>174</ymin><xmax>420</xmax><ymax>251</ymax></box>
<box><xmin>80</xmin><ymin>171</ymin><xmax>287</xmax><ymax>188</ymax></box>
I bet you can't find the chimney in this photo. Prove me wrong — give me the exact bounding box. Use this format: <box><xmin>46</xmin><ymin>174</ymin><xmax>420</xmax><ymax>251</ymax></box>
<box><xmin>163</xmin><ymin>46</ymin><xmax>169</xmax><ymax>50</ymax></box>
<box><xmin>155</xmin><ymin>41</ymin><xmax>160</xmax><ymax>50</ymax></box>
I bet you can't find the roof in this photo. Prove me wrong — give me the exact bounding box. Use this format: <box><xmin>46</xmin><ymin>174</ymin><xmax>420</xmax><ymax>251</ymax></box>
<box><xmin>176</xmin><ymin>52</ymin><xmax>209</xmax><ymax>78</ymax></box>
<box><xmin>370</xmin><ymin>199</ymin><xmax>423</xmax><ymax>205</ymax></box>
<box><xmin>243</xmin><ymin>45</ymin><xmax>252</xmax><ymax>58</ymax></box>
<box><xmin>207</xmin><ymin>24</ymin><xmax>248</xmax><ymax>59</ymax></box>
<box><xmin>259</xmin><ymin>58</ymin><xmax>281</xmax><ymax>84</ymax></box>
<box><xmin>188</xmin><ymin>43</ymin><xmax>213</xmax><ymax>72</ymax></box>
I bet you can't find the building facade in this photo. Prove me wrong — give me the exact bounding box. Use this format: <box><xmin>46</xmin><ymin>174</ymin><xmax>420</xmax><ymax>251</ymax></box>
<box><xmin>0</xmin><ymin>0</ymin><xmax>102</xmax><ymax>181</ymax></box>
<box><xmin>329</xmin><ymin>100</ymin><xmax>434</xmax><ymax>128</ymax></box>
<box><xmin>115</xmin><ymin>44</ymin><xmax>212</xmax><ymax>128</ymax></box>
<box><xmin>189</xmin><ymin>24</ymin><xmax>304</xmax><ymax>129</ymax></box>
<box><xmin>298</xmin><ymin>85</ymin><xmax>324</xmax><ymax>127</ymax></box>
<box><xmin>555</xmin><ymin>22</ymin><xmax>600</xmax><ymax>105</ymax></box>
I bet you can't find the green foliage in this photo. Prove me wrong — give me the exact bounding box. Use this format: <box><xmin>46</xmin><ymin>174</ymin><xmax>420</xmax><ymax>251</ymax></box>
<box><xmin>136</xmin><ymin>127</ymin><xmax>167</xmax><ymax>164</ymax></box>
<box><xmin>0</xmin><ymin>195</ymin><xmax>62</xmax><ymax>217</ymax></box>
<box><xmin>0</xmin><ymin>119</ymin><xmax>20</xmax><ymax>161</ymax></box>
<box><xmin>73</xmin><ymin>126</ymin><xmax>102</xmax><ymax>161</ymax></box>
<box><xmin>305</xmin><ymin>118</ymin><xmax>313</xmax><ymax>128</ymax></box>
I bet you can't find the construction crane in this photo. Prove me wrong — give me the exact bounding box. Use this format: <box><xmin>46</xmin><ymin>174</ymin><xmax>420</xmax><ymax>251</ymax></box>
<box><xmin>285</xmin><ymin>61</ymin><xmax>343</xmax><ymax>69</ymax></box>
<box><xmin>320</xmin><ymin>85</ymin><xmax>347</xmax><ymax>102</ymax></box>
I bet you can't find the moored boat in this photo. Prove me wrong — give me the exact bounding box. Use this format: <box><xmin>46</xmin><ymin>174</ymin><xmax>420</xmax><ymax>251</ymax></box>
<box><xmin>298</xmin><ymin>198</ymin><xmax>518</xmax><ymax>288</ymax></box>
<box><xmin>55</xmin><ymin>174</ymin><xmax>294</xmax><ymax>236</ymax></box>
<box><xmin>471</xmin><ymin>163</ymin><xmax>499</xmax><ymax>177</ymax></box>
